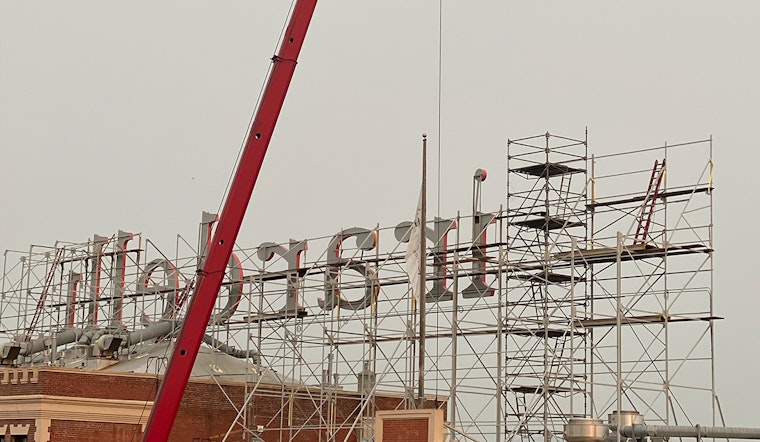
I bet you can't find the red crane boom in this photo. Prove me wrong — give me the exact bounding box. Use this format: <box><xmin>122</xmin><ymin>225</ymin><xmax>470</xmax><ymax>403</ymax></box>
<box><xmin>142</xmin><ymin>2</ymin><xmax>318</xmax><ymax>439</ymax></box>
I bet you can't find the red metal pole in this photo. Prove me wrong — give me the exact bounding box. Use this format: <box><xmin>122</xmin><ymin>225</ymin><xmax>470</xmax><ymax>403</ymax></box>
<box><xmin>142</xmin><ymin>2</ymin><xmax>317</xmax><ymax>440</ymax></box>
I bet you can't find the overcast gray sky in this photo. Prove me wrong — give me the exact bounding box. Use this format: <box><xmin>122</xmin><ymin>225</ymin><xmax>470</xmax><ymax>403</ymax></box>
<box><xmin>1</xmin><ymin>1</ymin><xmax>758</xmax><ymax>426</ymax></box>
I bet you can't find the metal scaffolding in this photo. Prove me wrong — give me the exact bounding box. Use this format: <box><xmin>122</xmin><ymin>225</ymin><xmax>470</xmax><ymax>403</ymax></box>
<box><xmin>505</xmin><ymin>132</ymin><xmax>590</xmax><ymax>441</ymax></box>
<box><xmin>0</xmin><ymin>133</ymin><xmax>717</xmax><ymax>442</ymax></box>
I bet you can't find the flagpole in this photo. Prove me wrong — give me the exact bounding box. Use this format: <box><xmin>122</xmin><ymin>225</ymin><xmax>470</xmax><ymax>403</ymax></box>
<box><xmin>418</xmin><ymin>133</ymin><xmax>427</xmax><ymax>409</ymax></box>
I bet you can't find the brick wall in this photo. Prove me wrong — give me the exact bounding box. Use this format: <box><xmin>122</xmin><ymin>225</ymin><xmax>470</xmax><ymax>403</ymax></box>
<box><xmin>0</xmin><ymin>369</ymin><xmax>441</xmax><ymax>441</ymax></box>
<box><xmin>382</xmin><ymin>418</ymin><xmax>429</xmax><ymax>442</ymax></box>
<box><xmin>375</xmin><ymin>409</ymin><xmax>445</xmax><ymax>442</ymax></box>
<box><xmin>49</xmin><ymin>420</ymin><xmax>141</xmax><ymax>442</ymax></box>
<box><xmin>41</xmin><ymin>370</ymin><xmax>159</xmax><ymax>402</ymax></box>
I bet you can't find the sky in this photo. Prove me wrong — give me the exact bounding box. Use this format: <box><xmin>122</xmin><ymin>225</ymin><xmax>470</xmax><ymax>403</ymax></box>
<box><xmin>1</xmin><ymin>0</ymin><xmax>759</xmax><ymax>427</ymax></box>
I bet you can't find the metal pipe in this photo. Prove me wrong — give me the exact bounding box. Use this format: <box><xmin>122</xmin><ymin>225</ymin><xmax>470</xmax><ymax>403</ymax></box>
<box><xmin>4</xmin><ymin>321</ymin><xmax>170</xmax><ymax>359</ymax></box>
<box><xmin>6</xmin><ymin>320</ymin><xmax>254</xmax><ymax>364</ymax></box>
<box><xmin>121</xmin><ymin>320</ymin><xmax>259</xmax><ymax>361</ymax></box>
<box><xmin>50</xmin><ymin>332</ymin><xmax>58</xmax><ymax>364</ymax></box>
<box><xmin>615</xmin><ymin>232</ymin><xmax>623</xmax><ymax>442</ymax></box>
<box><xmin>5</xmin><ymin>320</ymin><xmax>256</xmax><ymax>363</ymax></box>
<box><xmin>78</xmin><ymin>328</ymin><xmax>105</xmax><ymax>345</ymax></box>
<box><xmin>5</xmin><ymin>325</ymin><xmax>138</xmax><ymax>359</ymax></box>
<box><xmin>417</xmin><ymin>133</ymin><xmax>427</xmax><ymax>408</ymax></box>
<box><xmin>621</xmin><ymin>425</ymin><xmax>760</xmax><ymax>439</ymax></box>
<box><xmin>14</xmin><ymin>327</ymin><xmax>84</xmax><ymax>356</ymax></box>
<box><xmin>201</xmin><ymin>334</ymin><xmax>259</xmax><ymax>362</ymax></box>
<box><xmin>120</xmin><ymin>321</ymin><xmax>175</xmax><ymax>347</ymax></box>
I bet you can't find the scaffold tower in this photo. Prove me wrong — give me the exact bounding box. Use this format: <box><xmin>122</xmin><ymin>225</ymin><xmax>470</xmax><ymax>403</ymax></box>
<box><xmin>505</xmin><ymin>132</ymin><xmax>590</xmax><ymax>441</ymax></box>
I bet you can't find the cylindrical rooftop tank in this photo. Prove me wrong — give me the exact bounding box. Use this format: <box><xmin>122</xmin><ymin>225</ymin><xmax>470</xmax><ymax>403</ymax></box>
<box><xmin>564</xmin><ymin>418</ymin><xmax>609</xmax><ymax>442</ymax></box>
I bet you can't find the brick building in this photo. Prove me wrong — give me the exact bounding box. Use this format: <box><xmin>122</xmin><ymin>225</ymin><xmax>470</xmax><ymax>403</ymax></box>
<box><xmin>0</xmin><ymin>367</ymin><xmax>446</xmax><ymax>442</ymax></box>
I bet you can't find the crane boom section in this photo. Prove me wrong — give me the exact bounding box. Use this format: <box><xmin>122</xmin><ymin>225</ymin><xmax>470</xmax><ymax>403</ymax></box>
<box><xmin>142</xmin><ymin>2</ymin><xmax>318</xmax><ymax>440</ymax></box>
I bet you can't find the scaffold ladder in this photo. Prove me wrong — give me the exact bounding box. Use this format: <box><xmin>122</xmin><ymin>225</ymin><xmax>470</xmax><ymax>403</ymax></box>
<box><xmin>516</xmin><ymin>393</ymin><xmax>530</xmax><ymax>436</ymax></box>
<box><xmin>530</xmin><ymin>282</ymin><xmax>544</xmax><ymax>320</ymax></box>
<box><xmin>634</xmin><ymin>159</ymin><xmax>666</xmax><ymax>245</ymax></box>
<box><xmin>24</xmin><ymin>247</ymin><xmax>65</xmax><ymax>341</ymax></box>
<box><xmin>558</xmin><ymin>173</ymin><xmax>572</xmax><ymax>219</ymax></box>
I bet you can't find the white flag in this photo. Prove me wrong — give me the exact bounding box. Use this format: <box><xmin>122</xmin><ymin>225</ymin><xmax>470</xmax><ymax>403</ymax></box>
<box><xmin>405</xmin><ymin>190</ymin><xmax>423</xmax><ymax>302</ymax></box>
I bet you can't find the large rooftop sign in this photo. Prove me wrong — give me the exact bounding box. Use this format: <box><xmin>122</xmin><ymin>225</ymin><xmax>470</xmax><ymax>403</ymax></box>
<box><xmin>42</xmin><ymin>207</ymin><xmax>499</xmax><ymax>330</ymax></box>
